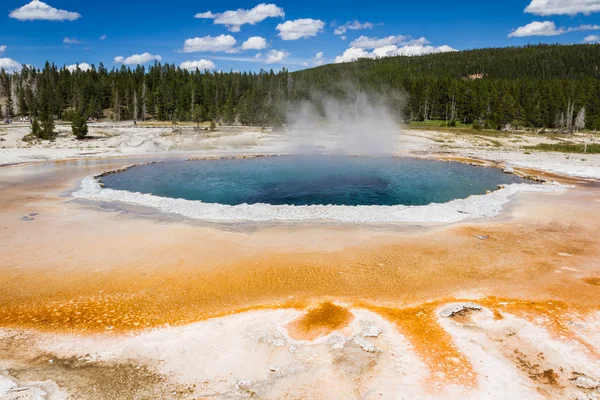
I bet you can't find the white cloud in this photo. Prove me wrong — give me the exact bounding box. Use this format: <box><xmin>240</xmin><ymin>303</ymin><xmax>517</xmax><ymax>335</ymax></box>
<box><xmin>508</xmin><ymin>21</ymin><xmax>565</xmax><ymax>37</ymax></box>
<box><xmin>265</xmin><ymin>49</ymin><xmax>289</xmax><ymax>64</ymax></box>
<box><xmin>182</xmin><ymin>35</ymin><xmax>237</xmax><ymax>53</ymax></box>
<box><xmin>276</xmin><ymin>19</ymin><xmax>325</xmax><ymax>40</ymax></box>
<box><xmin>0</xmin><ymin>58</ymin><xmax>22</xmax><ymax>71</ymax></box>
<box><xmin>63</xmin><ymin>37</ymin><xmax>82</xmax><ymax>44</ymax></box>
<box><xmin>0</xmin><ymin>45</ymin><xmax>6</xmax><ymax>54</ymax></box>
<box><xmin>114</xmin><ymin>53</ymin><xmax>162</xmax><ymax>65</ymax></box>
<box><xmin>334</xmin><ymin>47</ymin><xmax>370</xmax><ymax>63</ymax></box>
<box><xmin>570</xmin><ymin>24</ymin><xmax>600</xmax><ymax>31</ymax></box>
<box><xmin>195</xmin><ymin>11</ymin><xmax>215</xmax><ymax>18</ymax></box>
<box><xmin>334</xmin><ymin>20</ymin><xmax>374</xmax><ymax>35</ymax></box>
<box><xmin>180</xmin><ymin>59</ymin><xmax>216</xmax><ymax>71</ymax></box>
<box><xmin>334</xmin><ymin>44</ymin><xmax>456</xmax><ymax>63</ymax></box>
<box><xmin>241</xmin><ymin>36</ymin><xmax>267</xmax><ymax>50</ymax></box>
<box><xmin>100</xmin><ymin>35</ymin><xmax>107</xmax><ymax>40</ymax></box>
<box><xmin>9</xmin><ymin>0</ymin><xmax>81</xmax><ymax>21</ymax></box>
<box><xmin>508</xmin><ymin>21</ymin><xmax>600</xmax><ymax>37</ymax></box>
<box><xmin>404</xmin><ymin>37</ymin><xmax>431</xmax><ymax>46</ymax></box>
<box><xmin>312</xmin><ymin>52</ymin><xmax>324</xmax><ymax>66</ymax></box>
<box><xmin>67</xmin><ymin>63</ymin><xmax>91</xmax><ymax>72</ymax></box>
<box><xmin>195</xmin><ymin>3</ymin><xmax>284</xmax><ymax>32</ymax></box>
<box><xmin>584</xmin><ymin>34</ymin><xmax>600</xmax><ymax>42</ymax></box>
<box><xmin>525</xmin><ymin>0</ymin><xmax>600</xmax><ymax>16</ymax></box>
<box><xmin>350</xmin><ymin>35</ymin><xmax>408</xmax><ymax>48</ymax></box>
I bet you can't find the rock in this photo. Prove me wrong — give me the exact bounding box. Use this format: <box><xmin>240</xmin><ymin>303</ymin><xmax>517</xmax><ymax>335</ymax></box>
<box><xmin>573</xmin><ymin>376</ymin><xmax>600</xmax><ymax>390</ymax></box>
<box><xmin>258</xmin><ymin>332</ymin><xmax>286</xmax><ymax>347</ymax></box>
<box><xmin>503</xmin><ymin>166</ymin><xmax>515</xmax><ymax>174</ymax></box>
<box><xmin>352</xmin><ymin>337</ymin><xmax>378</xmax><ymax>353</ymax></box>
<box><xmin>360</xmin><ymin>321</ymin><xmax>383</xmax><ymax>338</ymax></box>
<box><xmin>327</xmin><ymin>335</ymin><xmax>347</xmax><ymax>350</ymax></box>
<box><xmin>439</xmin><ymin>302</ymin><xmax>483</xmax><ymax>318</ymax></box>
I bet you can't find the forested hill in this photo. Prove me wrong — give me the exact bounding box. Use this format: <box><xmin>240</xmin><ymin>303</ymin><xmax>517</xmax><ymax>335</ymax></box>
<box><xmin>292</xmin><ymin>44</ymin><xmax>600</xmax><ymax>131</ymax></box>
<box><xmin>1</xmin><ymin>43</ymin><xmax>599</xmax><ymax>132</ymax></box>
<box><xmin>296</xmin><ymin>44</ymin><xmax>600</xmax><ymax>81</ymax></box>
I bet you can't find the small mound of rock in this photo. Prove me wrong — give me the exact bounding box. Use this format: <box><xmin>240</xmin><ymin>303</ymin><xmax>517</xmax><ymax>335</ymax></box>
<box><xmin>439</xmin><ymin>302</ymin><xmax>483</xmax><ymax>318</ymax></box>
<box><xmin>360</xmin><ymin>321</ymin><xmax>383</xmax><ymax>338</ymax></box>
<box><xmin>352</xmin><ymin>337</ymin><xmax>379</xmax><ymax>353</ymax></box>
<box><xmin>573</xmin><ymin>376</ymin><xmax>599</xmax><ymax>390</ymax></box>
<box><xmin>327</xmin><ymin>335</ymin><xmax>347</xmax><ymax>350</ymax></box>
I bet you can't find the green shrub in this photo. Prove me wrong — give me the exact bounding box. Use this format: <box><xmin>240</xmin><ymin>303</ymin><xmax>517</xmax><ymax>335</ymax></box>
<box><xmin>31</xmin><ymin>118</ymin><xmax>42</xmax><ymax>138</ymax></box>
<box><xmin>61</xmin><ymin>108</ymin><xmax>79</xmax><ymax>122</ymax></box>
<box><xmin>71</xmin><ymin>115</ymin><xmax>88</xmax><ymax>139</ymax></box>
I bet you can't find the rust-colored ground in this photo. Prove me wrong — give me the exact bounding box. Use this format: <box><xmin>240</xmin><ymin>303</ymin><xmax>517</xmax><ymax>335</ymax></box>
<box><xmin>1</xmin><ymin>159</ymin><xmax>600</xmax><ymax>391</ymax></box>
<box><xmin>287</xmin><ymin>301</ymin><xmax>354</xmax><ymax>340</ymax></box>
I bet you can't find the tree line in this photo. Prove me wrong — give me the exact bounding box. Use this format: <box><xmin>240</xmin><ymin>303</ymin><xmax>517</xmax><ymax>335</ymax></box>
<box><xmin>1</xmin><ymin>43</ymin><xmax>599</xmax><ymax>137</ymax></box>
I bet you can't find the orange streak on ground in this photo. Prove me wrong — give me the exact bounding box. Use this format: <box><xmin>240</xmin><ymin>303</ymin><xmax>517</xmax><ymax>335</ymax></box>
<box><xmin>287</xmin><ymin>302</ymin><xmax>354</xmax><ymax>340</ymax></box>
<box><xmin>364</xmin><ymin>301</ymin><xmax>477</xmax><ymax>390</ymax></box>
<box><xmin>479</xmin><ymin>298</ymin><xmax>600</xmax><ymax>359</ymax></box>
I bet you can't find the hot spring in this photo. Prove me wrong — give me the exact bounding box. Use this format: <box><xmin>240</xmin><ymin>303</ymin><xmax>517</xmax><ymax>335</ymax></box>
<box><xmin>99</xmin><ymin>156</ymin><xmax>531</xmax><ymax>207</ymax></box>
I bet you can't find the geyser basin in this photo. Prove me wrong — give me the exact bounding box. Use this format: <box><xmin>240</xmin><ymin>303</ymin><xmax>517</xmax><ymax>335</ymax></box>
<box><xmin>102</xmin><ymin>156</ymin><xmax>528</xmax><ymax>206</ymax></box>
<box><xmin>75</xmin><ymin>156</ymin><xmax>565</xmax><ymax>223</ymax></box>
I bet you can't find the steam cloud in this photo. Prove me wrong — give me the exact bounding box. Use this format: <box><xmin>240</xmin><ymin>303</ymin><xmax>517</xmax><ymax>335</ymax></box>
<box><xmin>284</xmin><ymin>86</ymin><xmax>405</xmax><ymax>156</ymax></box>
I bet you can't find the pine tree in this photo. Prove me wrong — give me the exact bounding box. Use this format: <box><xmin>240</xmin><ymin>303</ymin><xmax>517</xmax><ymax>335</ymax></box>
<box><xmin>72</xmin><ymin>115</ymin><xmax>88</xmax><ymax>139</ymax></box>
<box><xmin>31</xmin><ymin>118</ymin><xmax>41</xmax><ymax>138</ymax></box>
<box><xmin>575</xmin><ymin>107</ymin><xmax>586</xmax><ymax>132</ymax></box>
<box><xmin>38</xmin><ymin>84</ymin><xmax>56</xmax><ymax>140</ymax></box>
<box><xmin>193</xmin><ymin>106</ymin><xmax>203</xmax><ymax>129</ymax></box>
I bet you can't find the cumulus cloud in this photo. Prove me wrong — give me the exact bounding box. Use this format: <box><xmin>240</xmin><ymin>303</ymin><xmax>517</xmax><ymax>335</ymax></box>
<box><xmin>241</xmin><ymin>36</ymin><xmax>267</xmax><ymax>50</ymax></box>
<box><xmin>180</xmin><ymin>59</ymin><xmax>216</xmax><ymax>71</ymax></box>
<box><xmin>584</xmin><ymin>34</ymin><xmax>600</xmax><ymax>42</ymax></box>
<box><xmin>114</xmin><ymin>53</ymin><xmax>162</xmax><ymax>65</ymax></box>
<box><xmin>0</xmin><ymin>45</ymin><xmax>6</xmax><ymax>54</ymax></box>
<box><xmin>312</xmin><ymin>51</ymin><xmax>324</xmax><ymax>66</ymax></box>
<box><xmin>571</xmin><ymin>24</ymin><xmax>600</xmax><ymax>31</ymax></box>
<box><xmin>100</xmin><ymin>35</ymin><xmax>107</xmax><ymax>40</ymax></box>
<box><xmin>195</xmin><ymin>3</ymin><xmax>284</xmax><ymax>32</ymax></box>
<box><xmin>67</xmin><ymin>63</ymin><xmax>91</xmax><ymax>72</ymax></box>
<box><xmin>334</xmin><ymin>44</ymin><xmax>456</xmax><ymax>63</ymax></box>
<box><xmin>525</xmin><ymin>0</ymin><xmax>600</xmax><ymax>16</ymax></box>
<box><xmin>334</xmin><ymin>20</ymin><xmax>374</xmax><ymax>35</ymax></box>
<box><xmin>350</xmin><ymin>35</ymin><xmax>408</xmax><ymax>48</ymax></box>
<box><xmin>265</xmin><ymin>49</ymin><xmax>289</xmax><ymax>64</ymax></box>
<box><xmin>182</xmin><ymin>35</ymin><xmax>237</xmax><ymax>53</ymax></box>
<box><xmin>0</xmin><ymin>58</ymin><xmax>22</xmax><ymax>71</ymax></box>
<box><xmin>277</xmin><ymin>19</ymin><xmax>325</xmax><ymax>40</ymax></box>
<box><xmin>63</xmin><ymin>37</ymin><xmax>82</xmax><ymax>44</ymax></box>
<box><xmin>508</xmin><ymin>21</ymin><xmax>600</xmax><ymax>37</ymax></box>
<box><xmin>508</xmin><ymin>21</ymin><xmax>565</xmax><ymax>37</ymax></box>
<box><xmin>9</xmin><ymin>0</ymin><xmax>81</xmax><ymax>21</ymax></box>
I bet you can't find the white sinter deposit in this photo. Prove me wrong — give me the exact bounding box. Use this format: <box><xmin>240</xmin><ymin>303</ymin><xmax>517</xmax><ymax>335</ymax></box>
<box><xmin>72</xmin><ymin>167</ymin><xmax>567</xmax><ymax>223</ymax></box>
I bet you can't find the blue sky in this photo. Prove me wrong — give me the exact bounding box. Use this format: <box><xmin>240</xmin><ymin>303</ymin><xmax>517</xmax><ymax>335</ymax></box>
<box><xmin>1</xmin><ymin>0</ymin><xmax>599</xmax><ymax>72</ymax></box>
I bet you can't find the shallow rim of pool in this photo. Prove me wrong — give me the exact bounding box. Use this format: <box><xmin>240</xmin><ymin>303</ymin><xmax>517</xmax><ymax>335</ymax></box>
<box><xmin>72</xmin><ymin>156</ymin><xmax>568</xmax><ymax>224</ymax></box>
